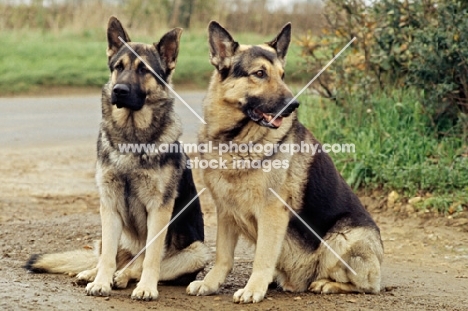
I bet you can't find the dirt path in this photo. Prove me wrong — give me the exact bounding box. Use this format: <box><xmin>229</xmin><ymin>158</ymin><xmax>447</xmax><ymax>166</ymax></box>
<box><xmin>1</xmin><ymin>143</ymin><xmax>467</xmax><ymax>311</ymax></box>
<box><xmin>0</xmin><ymin>91</ymin><xmax>467</xmax><ymax>311</ymax></box>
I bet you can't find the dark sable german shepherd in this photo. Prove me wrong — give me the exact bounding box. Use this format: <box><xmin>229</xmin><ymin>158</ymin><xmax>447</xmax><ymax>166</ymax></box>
<box><xmin>25</xmin><ymin>16</ymin><xmax>209</xmax><ymax>301</ymax></box>
<box><xmin>186</xmin><ymin>22</ymin><xmax>383</xmax><ymax>303</ymax></box>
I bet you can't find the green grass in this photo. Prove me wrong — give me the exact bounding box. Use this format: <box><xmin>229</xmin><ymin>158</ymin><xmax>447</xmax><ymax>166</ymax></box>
<box><xmin>298</xmin><ymin>89</ymin><xmax>468</xmax><ymax>213</ymax></box>
<box><xmin>0</xmin><ymin>29</ymin><xmax>309</xmax><ymax>94</ymax></box>
<box><xmin>0</xmin><ymin>30</ymin><xmax>107</xmax><ymax>93</ymax></box>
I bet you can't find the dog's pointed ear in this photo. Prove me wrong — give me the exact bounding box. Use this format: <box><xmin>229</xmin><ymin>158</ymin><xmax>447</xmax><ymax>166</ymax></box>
<box><xmin>107</xmin><ymin>16</ymin><xmax>131</xmax><ymax>59</ymax></box>
<box><xmin>208</xmin><ymin>21</ymin><xmax>239</xmax><ymax>71</ymax></box>
<box><xmin>155</xmin><ymin>28</ymin><xmax>183</xmax><ymax>73</ymax></box>
<box><xmin>266</xmin><ymin>22</ymin><xmax>291</xmax><ymax>62</ymax></box>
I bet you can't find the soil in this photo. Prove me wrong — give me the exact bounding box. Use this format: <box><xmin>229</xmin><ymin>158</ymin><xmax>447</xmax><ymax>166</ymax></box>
<box><xmin>1</xmin><ymin>143</ymin><xmax>468</xmax><ymax>311</ymax></box>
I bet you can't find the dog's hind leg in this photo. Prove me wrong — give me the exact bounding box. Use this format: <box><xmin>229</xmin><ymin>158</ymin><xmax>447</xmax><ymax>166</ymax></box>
<box><xmin>113</xmin><ymin>250</ymin><xmax>144</xmax><ymax>289</ymax></box>
<box><xmin>309</xmin><ymin>227</ymin><xmax>383</xmax><ymax>294</ymax></box>
<box><xmin>160</xmin><ymin>241</ymin><xmax>210</xmax><ymax>283</ymax></box>
<box><xmin>309</xmin><ymin>278</ymin><xmax>364</xmax><ymax>294</ymax></box>
<box><xmin>112</xmin><ymin>240</ymin><xmax>209</xmax><ymax>288</ymax></box>
<box><xmin>187</xmin><ymin>214</ymin><xmax>239</xmax><ymax>296</ymax></box>
<box><xmin>75</xmin><ymin>240</ymin><xmax>102</xmax><ymax>285</ymax></box>
<box><xmin>113</xmin><ymin>240</ymin><xmax>209</xmax><ymax>288</ymax></box>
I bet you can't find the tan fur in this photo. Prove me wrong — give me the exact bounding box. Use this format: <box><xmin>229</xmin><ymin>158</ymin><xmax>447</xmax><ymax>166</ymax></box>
<box><xmin>111</xmin><ymin>104</ymin><xmax>152</xmax><ymax>129</ymax></box>
<box><xmin>187</xmin><ymin>21</ymin><xmax>383</xmax><ymax>303</ymax></box>
<box><xmin>121</xmin><ymin>54</ymin><xmax>131</xmax><ymax>67</ymax></box>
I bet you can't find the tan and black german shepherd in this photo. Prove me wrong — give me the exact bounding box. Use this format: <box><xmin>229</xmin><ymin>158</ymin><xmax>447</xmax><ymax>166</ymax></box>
<box><xmin>186</xmin><ymin>21</ymin><xmax>383</xmax><ymax>303</ymax></box>
<box><xmin>25</xmin><ymin>16</ymin><xmax>209</xmax><ymax>300</ymax></box>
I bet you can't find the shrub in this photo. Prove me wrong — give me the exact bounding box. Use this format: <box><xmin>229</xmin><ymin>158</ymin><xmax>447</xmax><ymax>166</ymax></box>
<box><xmin>297</xmin><ymin>0</ymin><xmax>468</xmax><ymax>129</ymax></box>
<box><xmin>407</xmin><ymin>1</ymin><xmax>468</xmax><ymax>129</ymax></box>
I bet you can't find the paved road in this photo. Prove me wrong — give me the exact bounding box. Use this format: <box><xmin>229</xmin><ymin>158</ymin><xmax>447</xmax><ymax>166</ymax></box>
<box><xmin>0</xmin><ymin>91</ymin><xmax>205</xmax><ymax>148</ymax></box>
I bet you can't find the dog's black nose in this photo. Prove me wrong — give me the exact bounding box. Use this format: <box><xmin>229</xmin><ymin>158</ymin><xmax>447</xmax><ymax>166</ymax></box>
<box><xmin>286</xmin><ymin>98</ymin><xmax>299</xmax><ymax>110</ymax></box>
<box><xmin>283</xmin><ymin>98</ymin><xmax>299</xmax><ymax>114</ymax></box>
<box><xmin>113</xmin><ymin>84</ymin><xmax>130</xmax><ymax>97</ymax></box>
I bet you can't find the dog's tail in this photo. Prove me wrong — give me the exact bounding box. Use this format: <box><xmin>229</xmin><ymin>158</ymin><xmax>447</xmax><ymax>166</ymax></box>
<box><xmin>24</xmin><ymin>249</ymin><xmax>97</xmax><ymax>276</ymax></box>
<box><xmin>24</xmin><ymin>241</ymin><xmax>211</xmax><ymax>281</ymax></box>
<box><xmin>24</xmin><ymin>241</ymin><xmax>100</xmax><ymax>276</ymax></box>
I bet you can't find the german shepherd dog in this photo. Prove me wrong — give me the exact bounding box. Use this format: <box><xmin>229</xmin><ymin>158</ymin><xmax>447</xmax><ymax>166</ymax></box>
<box><xmin>186</xmin><ymin>22</ymin><xmax>383</xmax><ymax>303</ymax></box>
<box><xmin>25</xmin><ymin>16</ymin><xmax>209</xmax><ymax>300</ymax></box>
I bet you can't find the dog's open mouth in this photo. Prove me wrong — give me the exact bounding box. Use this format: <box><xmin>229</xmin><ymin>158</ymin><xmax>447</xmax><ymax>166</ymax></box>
<box><xmin>248</xmin><ymin>108</ymin><xmax>284</xmax><ymax>129</ymax></box>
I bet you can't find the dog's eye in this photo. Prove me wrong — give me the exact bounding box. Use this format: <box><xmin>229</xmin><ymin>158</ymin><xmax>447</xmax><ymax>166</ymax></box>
<box><xmin>255</xmin><ymin>70</ymin><xmax>265</xmax><ymax>78</ymax></box>
<box><xmin>138</xmin><ymin>66</ymin><xmax>149</xmax><ymax>74</ymax></box>
<box><xmin>281</xmin><ymin>72</ymin><xmax>285</xmax><ymax>80</ymax></box>
<box><xmin>114</xmin><ymin>63</ymin><xmax>124</xmax><ymax>72</ymax></box>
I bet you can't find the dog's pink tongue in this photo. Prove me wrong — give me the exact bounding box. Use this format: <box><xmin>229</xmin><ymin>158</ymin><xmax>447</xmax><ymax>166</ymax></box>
<box><xmin>271</xmin><ymin>116</ymin><xmax>283</xmax><ymax>127</ymax></box>
<box><xmin>263</xmin><ymin>113</ymin><xmax>283</xmax><ymax>127</ymax></box>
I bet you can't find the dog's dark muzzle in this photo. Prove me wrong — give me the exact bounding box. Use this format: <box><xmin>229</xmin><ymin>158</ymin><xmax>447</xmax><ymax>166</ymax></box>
<box><xmin>111</xmin><ymin>84</ymin><xmax>144</xmax><ymax>111</ymax></box>
<box><xmin>247</xmin><ymin>97</ymin><xmax>300</xmax><ymax>129</ymax></box>
<box><xmin>282</xmin><ymin>97</ymin><xmax>300</xmax><ymax>115</ymax></box>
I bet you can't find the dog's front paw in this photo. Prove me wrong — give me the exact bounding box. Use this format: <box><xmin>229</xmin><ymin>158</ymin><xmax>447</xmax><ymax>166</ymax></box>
<box><xmin>186</xmin><ymin>280</ymin><xmax>219</xmax><ymax>296</ymax></box>
<box><xmin>85</xmin><ymin>281</ymin><xmax>112</xmax><ymax>297</ymax></box>
<box><xmin>233</xmin><ymin>287</ymin><xmax>267</xmax><ymax>304</ymax></box>
<box><xmin>131</xmin><ymin>283</ymin><xmax>159</xmax><ymax>301</ymax></box>
<box><xmin>233</xmin><ymin>278</ymin><xmax>269</xmax><ymax>304</ymax></box>
<box><xmin>76</xmin><ymin>268</ymin><xmax>97</xmax><ymax>285</ymax></box>
<box><xmin>309</xmin><ymin>279</ymin><xmax>360</xmax><ymax>294</ymax></box>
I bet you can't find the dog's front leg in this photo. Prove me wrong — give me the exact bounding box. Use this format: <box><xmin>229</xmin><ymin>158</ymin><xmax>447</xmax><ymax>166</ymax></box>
<box><xmin>187</xmin><ymin>212</ymin><xmax>239</xmax><ymax>296</ymax></box>
<box><xmin>233</xmin><ymin>203</ymin><xmax>290</xmax><ymax>303</ymax></box>
<box><xmin>131</xmin><ymin>205</ymin><xmax>172</xmax><ymax>301</ymax></box>
<box><xmin>85</xmin><ymin>197</ymin><xmax>123</xmax><ymax>296</ymax></box>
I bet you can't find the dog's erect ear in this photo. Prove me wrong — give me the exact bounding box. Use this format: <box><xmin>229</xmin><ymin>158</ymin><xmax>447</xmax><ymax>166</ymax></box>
<box><xmin>208</xmin><ymin>21</ymin><xmax>239</xmax><ymax>71</ymax></box>
<box><xmin>155</xmin><ymin>28</ymin><xmax>183</xmax><ymax>72</ymax></box>
<box><xmin>266</xmin><ymin>23</ymin><xmax>291</xmax><ymax>62</ymax></box>
<box><xmin>107</xmin><ymin>16</ymin><xmax>131</xmax><ymax>59</ymax></box>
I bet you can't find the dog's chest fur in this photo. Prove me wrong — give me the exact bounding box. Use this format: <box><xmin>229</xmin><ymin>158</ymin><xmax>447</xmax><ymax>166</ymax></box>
<box><xmin>96</xmin><ymin>91</ymin><xmax>184</xmax><ymax>243</ymax></box>
<box><xmin>199</xmin><ymin>116</ymin><xmax>315</xmax><ymax>242</ymax></box>
<box><xmin>201</xmin><ymin>153</ymin><xmax>309</xmax><ymax>242</ymax></box>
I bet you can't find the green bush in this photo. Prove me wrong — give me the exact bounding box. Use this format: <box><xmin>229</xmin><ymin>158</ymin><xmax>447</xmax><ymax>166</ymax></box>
<box><xmin>297</xmin><ymin>0</ymin><xmax>468</xmax><ymax>128</ymax></box>
<box><xmin>407</xmin><ymin>2</ymin><xmax>468</xmax><ymax>128</ymax></box>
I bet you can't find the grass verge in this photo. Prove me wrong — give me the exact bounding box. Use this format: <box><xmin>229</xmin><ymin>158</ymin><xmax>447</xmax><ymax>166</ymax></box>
<box><xmin>298</xmin><ymin>89</ymin><xmax>468</xmax><ymax>214</ymax></box>
<box><xmin>0</xmin><ymin>29</ymin><xmax>310</xmax><ymax>94</ymax></box>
